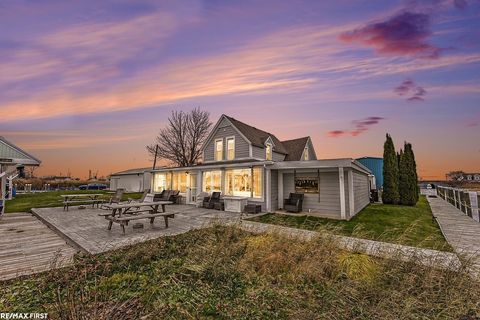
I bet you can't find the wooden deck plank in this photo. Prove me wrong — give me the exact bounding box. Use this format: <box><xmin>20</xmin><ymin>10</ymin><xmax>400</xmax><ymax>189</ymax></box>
<box><xmin>0</xmin><ymin>212</ymin><xmax>77</xmax><ymax>281</ymax></box>
<box><xmin>31</xmin><ymin>205</ymin><xmax>242</xmax><ymax>254</ymax></box>
<box><xmin>427</xmin><ymin>197</ymin><xmax>480</xmax><ymax>269</ymax></box>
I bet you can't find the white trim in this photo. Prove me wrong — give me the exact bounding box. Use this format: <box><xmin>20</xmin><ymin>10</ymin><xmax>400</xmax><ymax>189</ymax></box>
<box><xmin>339</xmin><ymin>167</ymin><xmax>346</xmax><ymax>219</ymax></box>
<box><xmin>348</xmin><ymin>169</ymin><xmax>354</xmax><ymax>218</ymax></box>
<box><xmin>266</xmin><ymin>168</ymin><xmax>271</xmax><ymax>212</ymax></box>
<box><xmin>278</xmin><ymin>171</ymin><xmax>283</xmax><ymax>210</ymax></box>
<box><xmin>226</xmin><ymin>136</ymin><xmax>235</xmax><ymax>160</ymax></box>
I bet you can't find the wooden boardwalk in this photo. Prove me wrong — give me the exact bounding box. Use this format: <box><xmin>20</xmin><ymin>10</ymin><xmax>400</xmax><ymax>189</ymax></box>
<box><xmin>428</xmin><ymin>197</ymin><xmax>480</xmax><ymax>268</ymax></box>
<box><xmin>0</xmin><ymin>212</ymin><xmax>77</xmax><ymax>281</ymax></box>
<box><xmin>32</xmin><ymin>205</ymin><xmax>243</xmax><ymax>254</ymax></box>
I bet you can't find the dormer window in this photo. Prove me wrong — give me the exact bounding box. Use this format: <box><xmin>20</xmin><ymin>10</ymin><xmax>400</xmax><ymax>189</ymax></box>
<box><xmin>266</xmin><ymin>143</ymin><xmax>272</xmax><ymax>160</ymax></box>
<box><xmin>215</xmin><ymin>139</ymin><xmax>223</xmax><ymax>161</ymax></box>
<box><xmin>303</xmin><ymin>147</ymin><xmax>309</xmax><ymax>160</ymax></box>
<box><xmin>227</xmin><ymin>137</ymin><xmax>235</xmax><ymax>160</ymax></box>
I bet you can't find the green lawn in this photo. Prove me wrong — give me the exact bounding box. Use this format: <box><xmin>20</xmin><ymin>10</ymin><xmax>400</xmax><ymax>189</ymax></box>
<box><xmin>1</xmin><ymin>226</ymin><xmax>477</xmax><ymax>319</ymax></box>
<box><xmin>4</xmin><ymin>190</ymin><xmax>143</xmax><ymax>213</ymax></box>
<box><xmin>249</xmin><ymin>196</ymin><xmax>451</xmax><ymax>251</ymax></box>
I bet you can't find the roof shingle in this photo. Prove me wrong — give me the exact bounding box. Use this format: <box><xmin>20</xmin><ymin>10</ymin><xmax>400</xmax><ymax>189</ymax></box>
<box><xmin>224</xmin><ymin>115</ymin><xmax>288</xmax><ymax>154</ymax></box>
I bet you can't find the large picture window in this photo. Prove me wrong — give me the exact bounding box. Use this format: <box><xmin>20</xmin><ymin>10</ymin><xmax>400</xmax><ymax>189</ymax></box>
<box><xmin>225</xmin><ymin>167</ymin><xmax>263</xmax><ymax>198</ymax></box>
<box><xmin>202</xmin><ymin>170</ymin><xmax>221</xmax><ymax>192</ymax></box>
<box><xmin>172</xmin><ymin>172</ymin><xmax>187</xmax><ymax>193</ymax></box>
<box><xmin>295</xmin><ymin>177</ymin><xmax>318</xmax><ymax>194</ymax></box>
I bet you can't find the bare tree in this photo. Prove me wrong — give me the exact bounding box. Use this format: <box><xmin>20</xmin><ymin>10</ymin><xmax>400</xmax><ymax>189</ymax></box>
<box><xmin>147</xmin><ymin>108</ymin><xmax>212</xmax><ymax>167</ymax></box>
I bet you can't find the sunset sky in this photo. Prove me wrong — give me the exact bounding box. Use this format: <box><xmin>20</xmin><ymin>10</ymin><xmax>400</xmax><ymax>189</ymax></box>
<box><xmin>1</xmin><ymin>0</ymin><xmax>479</xmax><ymax>180</ymax></box>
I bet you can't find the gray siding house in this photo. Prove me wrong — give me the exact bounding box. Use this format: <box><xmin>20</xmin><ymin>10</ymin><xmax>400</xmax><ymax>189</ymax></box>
<box><xmin>151</xmin><ymin>115</ymin><xmax>371</xmax><ymax>220</ymax></box>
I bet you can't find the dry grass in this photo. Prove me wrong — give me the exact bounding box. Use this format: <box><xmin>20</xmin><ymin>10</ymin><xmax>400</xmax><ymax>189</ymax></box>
<box><xmin>1</xmin><ymin>225</ymin><xmax>479</xmax><ymax>319</ymax></box>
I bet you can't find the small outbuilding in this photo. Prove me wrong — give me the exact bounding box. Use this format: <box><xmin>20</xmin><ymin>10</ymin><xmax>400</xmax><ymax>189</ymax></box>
<box><xmin>0</xmin><ymin>136</ymin><xmax>41</xmax><ymax>215</ymax></box>
<box><xmin>109</xmin><ymin>167</ymin><xmax>153</xmax><ymax>192</ymax></box>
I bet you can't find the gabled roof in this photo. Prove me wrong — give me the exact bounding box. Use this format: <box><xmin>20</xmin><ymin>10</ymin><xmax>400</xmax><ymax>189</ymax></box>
<box><xmin>282</xmin><ymin>137</ymin><xmax>309</xmax><ymax>161</ymax></box>
<box><xmin>224</xmin><ymin>115</ymin><xmax>288</xmax><ymax>154</ymax></box>
<box><xmin>0</xmin><ymin>136</ymin><xmax>41</xmax><ymax>166</ymax></box>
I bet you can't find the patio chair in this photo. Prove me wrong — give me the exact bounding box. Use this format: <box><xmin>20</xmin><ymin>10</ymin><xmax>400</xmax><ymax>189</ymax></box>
<box><xmin>170</xmin><ymin>190</ymin><xmax>180</xmax><ymax>203</ymax></box>
<box><xmin>108</xmin><ymin>188</ymin><xmax>125</xmax><ymax>204</ymax></box>
<box><xmin>195</xmin><ymin>192</ymin><xmax>209</xmax><ymax>207</ymax></box>
<box><xmin>203</xmin><ymin>192</ymin><xmax>221</xmax><ymax>209</ymax></box>
<box><xmin>283</xmin><ymin>193</ymin><xmax>304</xmax><ymax>213</ymax></box>
<box><xmin>128</xmin><ymin>189</ymin><xmax>150</xmax><ymax>203</ymax></box>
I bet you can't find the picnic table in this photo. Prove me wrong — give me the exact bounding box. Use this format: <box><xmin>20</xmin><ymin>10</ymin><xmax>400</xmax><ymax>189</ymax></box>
<box><xmin>61</xmin><ymin>194</ymin><xmax>104</xmax><ymax>211</ymax></box>
<box><xmin>99</xmin><ymin>201</ymin><xmax>174</xmax><ymax>234</ymax></box>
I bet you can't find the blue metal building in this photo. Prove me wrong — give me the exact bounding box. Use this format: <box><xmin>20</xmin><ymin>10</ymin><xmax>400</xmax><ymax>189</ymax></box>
<box><xmin>356</xmin><ymin>157</ymin><xmax>383</xmax><ymax>189</ymax></box>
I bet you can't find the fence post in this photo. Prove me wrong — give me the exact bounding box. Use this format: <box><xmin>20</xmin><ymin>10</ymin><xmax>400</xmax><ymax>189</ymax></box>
<box><xmin>470</xmin><ymin>192</ymin><xmax>479</xmax><ymax>222</ymax></box>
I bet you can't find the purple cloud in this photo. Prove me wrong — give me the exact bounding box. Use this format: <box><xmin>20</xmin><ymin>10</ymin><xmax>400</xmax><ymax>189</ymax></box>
<box><xmin>340</xmin><ymin>11</ymin><xmax>441</xmax><ymax>58</ymax></box>
<box><xmin>327</xmin><ymin>116</ymin><xmax>385</xmax><ymax>138</ymax></box>
<box><xmin>454</xmin><ymin>0</ymin><xmax>468</xmax><ymax>10</ymax></box>
<box><xmin>394</xmin><ymin>79</ymin><xmax>427</xmax><ymax>101</ymax></box>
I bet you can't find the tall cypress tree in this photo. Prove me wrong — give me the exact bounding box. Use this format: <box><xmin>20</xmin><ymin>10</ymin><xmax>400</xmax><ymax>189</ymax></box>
<box><xmin>405</xmin><ymin>143</ymin><xmax>419</xmax><ymax>204</ymax></box>
<box><xmin>398</xmin><ymin>146</ymin><xmax>410</xmax><ymax>205</ymax></box>
<box><xmin>382</xmin><ymin>134</ymin><xmax>399</xmax><ymax>204</ymax></box>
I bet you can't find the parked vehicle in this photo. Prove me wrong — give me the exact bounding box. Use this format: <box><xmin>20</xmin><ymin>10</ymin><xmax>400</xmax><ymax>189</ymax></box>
<box><xmin>78</xmin><ymin>183</ymin><xmax>107</xmax><ymax>190</ymax></box>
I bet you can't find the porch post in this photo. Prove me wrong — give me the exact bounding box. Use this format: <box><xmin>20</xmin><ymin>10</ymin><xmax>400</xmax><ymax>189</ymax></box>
<box><xmin>266</xmin><ymin>168</ymin><xmax>271</xmax><ymax>212</ymax></box>
<box><xmin>278</xmin><ymin>171</ymin><xmax>283</xmax><ymax>210</ymax></box>
<box><xmin>339</xmin><ymin>167</ymin><xmax>346</xmax><ymax>219</ymax></box>
<box><xmin>348</xmin><ymin>169</ymin><xmax>354</xmax><ymax>218</ymax></box>
<box><xmin>0</xmin><ymin>165</ymin><xmax>5</xmax><ymax>216</ymax></box>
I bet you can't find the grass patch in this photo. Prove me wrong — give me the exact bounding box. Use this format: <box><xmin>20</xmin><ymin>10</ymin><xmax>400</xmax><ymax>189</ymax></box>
<box><xmin>4</xmin><ymin>190</ymin><xmax>143</xmax><ymax>213</ymax></box>
<box><xmin>0</xmin><ymin>226</ymin><xmax>477</xmax><ymax>319</ymax></box>
<box><xmin>249</xmin><ymin>196</ymin><xmax>452</xmax><ymax>251</ymax></box>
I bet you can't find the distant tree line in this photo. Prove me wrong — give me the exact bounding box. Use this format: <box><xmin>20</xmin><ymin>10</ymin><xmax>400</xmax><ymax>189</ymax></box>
<box><xmin>382</xmin><ymin>134</ymin><xmax>419</xmax><ymax>206</ymax></box>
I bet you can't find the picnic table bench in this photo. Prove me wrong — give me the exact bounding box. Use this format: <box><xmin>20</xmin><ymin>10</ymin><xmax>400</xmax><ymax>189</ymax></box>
<box><xmin>99</xmin><ymin>201</ymin><xmax>174</xmax><ymax>234</ymax></box>
<box><xmin>61</xmin><ymin>194</ymin><xmax>104</xmax><ymax>211</ymax></box>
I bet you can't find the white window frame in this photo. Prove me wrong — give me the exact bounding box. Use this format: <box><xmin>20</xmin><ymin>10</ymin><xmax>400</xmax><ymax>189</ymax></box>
<box><xmin>226</xmin><ymin>136</ymin><xmax>235</xmax><ymax>160</ymax></box>
<box><xmin>303</xmin><ymin>147</ymin><xmax>309</xmax><ymax>160</ymax></box>
<box><xmin>265</xmin><ymin>143</ymin><xmax>272</xmax><ymax>160</ymax></box>
<box><xmin>215</xmin><ymin>138</ymin><xmax>223</xmax><ymax>161</ymax></box>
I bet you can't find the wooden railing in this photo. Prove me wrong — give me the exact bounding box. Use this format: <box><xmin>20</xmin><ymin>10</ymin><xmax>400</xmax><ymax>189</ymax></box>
<box><xmin>436</xmin><ymin>186</ymin><xmax>480</xmax><ymax>223</ymax></box>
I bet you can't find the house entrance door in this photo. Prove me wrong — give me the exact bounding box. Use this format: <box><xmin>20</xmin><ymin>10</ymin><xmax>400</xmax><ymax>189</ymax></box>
<box><xmin>187</xmin><ymin>174</ymin><xmax>197</xmax><ymax>204</ymax></box>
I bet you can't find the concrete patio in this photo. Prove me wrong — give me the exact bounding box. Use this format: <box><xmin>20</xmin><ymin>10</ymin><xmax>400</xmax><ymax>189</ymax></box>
<box><xmin>32</xmin><ymin>204</ymin><xmax>245</xmax><ymax>254</ymax></box>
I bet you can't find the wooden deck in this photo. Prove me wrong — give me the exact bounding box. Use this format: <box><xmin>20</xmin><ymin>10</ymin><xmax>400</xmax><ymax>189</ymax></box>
<box><xmin>32</xmin><ymin>205</ymin><xmax>243</xmax><ymax>255</ymax></box>
<box><xmin>428</xmin><ymin>197</ymin><xmax>480</xmax><ymax>268</ymax></box>
<box><xmin>0</xmin><ymin>212</ymin><xmax>77</xmax><ymax>281</ymax></box>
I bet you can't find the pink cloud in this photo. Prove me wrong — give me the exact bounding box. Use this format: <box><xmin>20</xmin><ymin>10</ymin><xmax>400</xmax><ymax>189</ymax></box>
<box><xmin>394</xmin><ymin>78</ymin><xmax>427</xmax><ymax>101</ymax></box>
<box><xmin>327</xmin><ymin>116</ymin><xmax>385</xmax><ymax>138</ymax></box>
<box><xmin>340</xmin><ymin>11</ymin><xmax>441</xmax><ymax>58</ymax></box>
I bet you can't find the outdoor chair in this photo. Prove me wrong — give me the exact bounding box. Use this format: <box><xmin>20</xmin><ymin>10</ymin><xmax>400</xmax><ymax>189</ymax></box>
<box><xmin>203</xmin><ymin>192</ymin><xmax>221</xmax><ymax>209</ymax></box>
<box><xmin>195</xmin><ymin>192</ymin><xmax>209</xmax><ymax>207</ymax></box>
<box><xmin>128</xmin><ymin>189</ymin><xmax>150</xmax><ymax>203</ymax></box>
<box><xmin>283</xmin><ymin>193</ymin><xmax>304</xmax><ymax>213</ymax></box>
<box><xmin>170</xmin><ymin>190</ymin><xmax>180</xmax><ymax>203</ymax></box>
<box><xmin>108</xmin><ymin>188</ymin><xmax>125</xmax><ymax>204</ymax></box>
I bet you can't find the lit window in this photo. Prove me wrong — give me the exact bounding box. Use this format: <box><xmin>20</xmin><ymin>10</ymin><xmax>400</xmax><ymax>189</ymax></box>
<box><xmin>215</xmin><ymin>139</ymin><xmax>223</xmax><ymax>161</ymax></box>
<box><xmin>265</xmin><ymin>143</ymin><xmax>272</xmax><ymax>160</ymax></box>
<box><xmin>225</xmin><ymin>167</ymin><xmax>262</xmax><ymax>198</ymax></box>
<box><xmin>153</xmin><ymin>173</ymin><xmax>167</xmax><ymax>192</ymax></box>
<box><xmin>171</xmin><ymin>172</ymin><xmax>187</xmax><ymax>193</ymax></box>
<box><xmin>227</xmin><ymin>137</ymin><xmax>235</xmax><ymax>160</ymax></box>
<box><xmin>303</xmin><ymin>147</ymin><xmax>309</xmax><ymax>160</ymax></box>
<box><xmin>202</xmin><ymin>170</ymin><xmax>221</xmax><ymax>192</ymax></box>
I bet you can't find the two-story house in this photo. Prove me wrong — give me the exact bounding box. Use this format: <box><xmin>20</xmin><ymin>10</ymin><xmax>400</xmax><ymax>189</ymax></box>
<box><xmin>151</xmin><ymin>115</ymin><xmax>372</xmax><ymax>220</ymax></box>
